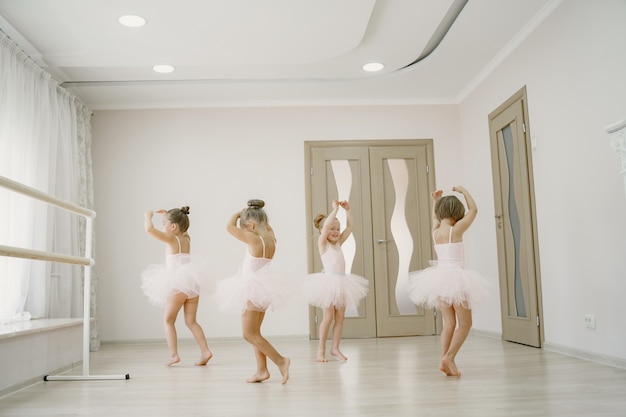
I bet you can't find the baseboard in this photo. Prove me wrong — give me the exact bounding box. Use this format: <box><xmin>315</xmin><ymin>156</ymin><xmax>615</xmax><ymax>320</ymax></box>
<box><xmin>100</xmin><ymin>334</ymin><xmax>311</xmax><ymax>346</ymax></box>
<box><xmin>469</xmin><ymin>328</ymin><xmax>502</xmax><ymax>340</ymax></box>
<box><xmin>0</xmin><ymin>362</ymin><xmax>81</xmax><ymax>398</ymax></box>
<box><xmin>469</xmin><ymin>329</ymin><xmax>626</xmax><ymax>370</ymax></box>
<box><xmin>543</xmin><ymin>342</ymin><xmax>626</xmax><ymax>370</ymax></box>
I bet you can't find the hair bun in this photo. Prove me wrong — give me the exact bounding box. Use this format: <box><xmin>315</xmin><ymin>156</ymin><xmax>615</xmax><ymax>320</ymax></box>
<box><xmin>181</xmin><ymin>206</ymin><xmax>190</xmax><ymax>215</ymax></box>
<box><xmin>247</xmin><ymin>199</ymin><xmax>265</xmax><ymax>209</ymax></box>
<box><xmin>313</xmin><ymin>213</ymin><xmax>326</xmax><ymax>230</ymax></box>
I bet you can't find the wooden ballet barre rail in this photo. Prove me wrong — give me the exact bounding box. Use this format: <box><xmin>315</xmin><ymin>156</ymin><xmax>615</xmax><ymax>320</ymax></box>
<box><xmin>0</xmin><ymin>175</ymin><xmax>95</xmax><ymax>218</ymax></box>
<box><xmin>0</xmin><ymin>245</ymin><xmax>92</xmax><ymax>266</ymax></box>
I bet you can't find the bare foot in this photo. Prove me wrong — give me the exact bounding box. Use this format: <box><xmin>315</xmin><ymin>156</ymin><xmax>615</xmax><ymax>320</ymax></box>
<box><xmin>439</xmin><ymin>361</ymin><xmax>453</xmax><ymax>376</ymax></box>
<box><xmin>166</xmin><ymin>354</ymin><xmax>181</xmax><ymax>366</ymax></box>
<box><xmin>330</xmin><ymin>349</ymin><xmax>347</xmax><ymax>361</ymax></box>
<box><xmin>195</xmin><ymin>350</ymin><xmax>213</xmax><ymax>366</ymax></box>
<box><xmin>439</xmin><ymin>357</ymin><xmax>460</xmax><ymax>377</ymax></box>
<box><xmin>316</xmin><ymin>349</ymin><xmax>328</xmax><ymax>363</ymax></box>
<box><xmin>279</xmin><ymin>357</ymin><xmax>290</xmax><ymax>384</ymax></box>
<box><xmin>246</xmin><ymin>370</ymin><xmax>270</xmax><ymax>383</ymax></box>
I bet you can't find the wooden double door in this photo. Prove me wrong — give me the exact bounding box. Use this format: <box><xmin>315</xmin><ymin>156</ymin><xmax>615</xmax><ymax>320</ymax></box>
<box><xmin>305</xmin><ymin>140</ymin><xmax>441</xmax><ymax>338</ymax></box>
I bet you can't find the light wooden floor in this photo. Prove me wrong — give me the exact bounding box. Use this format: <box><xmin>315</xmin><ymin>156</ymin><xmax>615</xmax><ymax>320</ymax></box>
<box><xmin>1</xmin><ymin>334</ymin><xmax>625</xmax><ymax>417</ymax></box>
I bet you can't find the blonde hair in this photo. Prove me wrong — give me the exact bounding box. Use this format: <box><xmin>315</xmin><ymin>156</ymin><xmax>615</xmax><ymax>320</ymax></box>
<box><xmin>240</xmin><ymin>199</ymin><xmax>267</xmax><ymax>226</ymax></box>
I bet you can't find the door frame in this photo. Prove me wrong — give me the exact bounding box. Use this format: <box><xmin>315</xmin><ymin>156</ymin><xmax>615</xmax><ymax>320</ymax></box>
<box><xmin>488</xmin><ymin>86</ymin><xmax>544</xmax><ymax>347</ymax></box>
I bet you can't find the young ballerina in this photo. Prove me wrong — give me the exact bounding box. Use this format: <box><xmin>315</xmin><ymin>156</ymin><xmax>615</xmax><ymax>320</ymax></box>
<box><xmin>141</xmin><ymin>206</ymin><xmax>213</xmax><ymax>366</ymax></box>
<box><xmin>214</xmin><ymin>199</ymin><xmax>290</xmax><ymax>384</ymax></box>
<box><xmin>407</xmin><ymin>186</ymin><xmax>488</xmax><ymax>377</ymax></box>
<box><xmin>303</xmin><ymin>200</ymin><xmax>369</xmax><ymax>362</ymax></box>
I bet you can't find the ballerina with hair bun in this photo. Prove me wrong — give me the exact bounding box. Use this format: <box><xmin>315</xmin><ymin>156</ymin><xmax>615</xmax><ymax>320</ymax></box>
<box><xmin>214</xmin><ymin>199</ymin><xmax>291</xmax><ymax>384</ymax></box>
<box><xmin>141</xmin><ymin>206</ymin><xmax>213</xmax><ymax>366</ymax></box>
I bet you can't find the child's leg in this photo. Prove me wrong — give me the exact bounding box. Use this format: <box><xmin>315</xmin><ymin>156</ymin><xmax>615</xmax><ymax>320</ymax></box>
<box><xmin>163</xmin><ymin>292</ymin><xmax>186</xmax><ymax>366</ymax></box>
<box><xmin>330</xmin><ymin>306</ymin><xmax>347</xmax><ymax>360</ymax></box>
<box><xmin>182</xmin><ymin>296</ymin><xmax>212</xmax><ymax>366</ymax></box>
<box><xmin>250</xmin><ymin>346</ymin><xmax>267</xmax><ymax>382</ymax></box>
<box><xmin>247</xmin><ymin>311</ymin><xmax>268</xmax><ymax>382</ymax></box>
<box><xmin>241</xmin><ymin>310</ymin><xmax>290</xmax><ymax>384</ymax></box>
<box><xmin>441</xmin><ymin>304</ymin><xmax>472</xmax><ymax>377</ymax></box>
<box><xmin>438</xmin><ymin>304</ymin><xmax>457</xmax><ymax>376</ymax></box>
<box><xmin>439</xmin><ymin>303</ymin><xmax>456</xmax><ymax>359</ymax></box>
<box><xmin>317</xmin><ymin>307</ymin><xmax>334</xmax><ymax>362</ymax></box>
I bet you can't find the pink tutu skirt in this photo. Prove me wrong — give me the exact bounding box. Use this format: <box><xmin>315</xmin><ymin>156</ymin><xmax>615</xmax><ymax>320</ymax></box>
<box><xmin>213</xmin><ymin>263</ymin><xmax>290</xmax><ymax>314</ymax></box>
<box><xmin>140</xmin><ymin>260</ymin><xmax>214</xmax><ymax>308</ymax></box>
<box><xmin>407</xmin><ymin>263</ymin><xmax>489</xmax><ymax>310</ymax></box>
<box><xmin>303</xmin><ymin>272</ymin><xmax>369</xmax><ymax>309</ymax></box>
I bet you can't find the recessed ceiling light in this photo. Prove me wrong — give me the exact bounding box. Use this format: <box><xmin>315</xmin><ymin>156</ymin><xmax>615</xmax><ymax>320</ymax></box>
<box><xmin>363</xmin><ymin>62</ymin><xmax>384</xmax><ymax>72</ymax></box>
<box><xmin>153</xmin><ymin>65</ymin><xmax>175</xmax><ymax>74</ymax></box>
<box><xmin>118</xmin><ymin>15</ymin><xmax>146</xmax><ymax>28</ymax></box>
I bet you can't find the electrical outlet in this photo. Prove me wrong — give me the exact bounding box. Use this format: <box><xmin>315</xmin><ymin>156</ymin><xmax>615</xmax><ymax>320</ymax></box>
<box><xmin>584</xmin><ymin>314</ymin><xmax>596</xmax><ymax>329</ymax></box>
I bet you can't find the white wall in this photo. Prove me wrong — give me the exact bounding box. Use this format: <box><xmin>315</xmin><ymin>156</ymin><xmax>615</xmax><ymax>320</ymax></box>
<box><xmin>92</xmin><ymin>105</ymin><xmax>463</xmax><ymax>342</ymax></box>
<box><xmin>92</xmin><ymin>0</ymin><xmax>626</xmax><ymax>364</ymax></box>
<box><xmin>458</xmin><ymin>0</ymin><xmax>626</xmax><ymax>361</ymax></box>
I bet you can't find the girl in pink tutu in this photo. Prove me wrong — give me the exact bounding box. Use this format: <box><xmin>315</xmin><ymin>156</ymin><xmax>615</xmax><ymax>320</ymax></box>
<box><xmin>407</xmin><ymin>186</ymin><xmax>488</xmax><ymax>377</ymax></box>
<box><xmin>304</xmin><ymin>200</ymin><xmax>369</xmax><ymax>362</ymax></box>
<box><xmin>141</xmin><ymin>207</ymin><xmax>213</xmax><ymax>366</ymax></box>
<box><xmin>214</xmin><ymin>200</ymin><xmax>290</xmax><ymax>384</ymax></box>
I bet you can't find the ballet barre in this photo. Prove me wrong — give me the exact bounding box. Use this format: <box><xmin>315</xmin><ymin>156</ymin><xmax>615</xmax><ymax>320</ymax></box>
<box><xmin>0</xmin><ymin>174</ymin><xmax>129</xmax><ymax>381</ymax></box>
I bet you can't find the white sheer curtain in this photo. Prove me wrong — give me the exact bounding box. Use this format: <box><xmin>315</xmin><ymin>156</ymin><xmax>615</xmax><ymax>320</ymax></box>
<box><xmin>0</xmin><ymin>30</ymin><xmax>98</xmax><ymax>347</ymax></box>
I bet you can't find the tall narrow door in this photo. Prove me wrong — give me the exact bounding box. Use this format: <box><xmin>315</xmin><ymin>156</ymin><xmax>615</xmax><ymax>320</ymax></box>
<box><xmin>489</xmin><ymin>87</ymin><xmax>543</xmax><ymax>347</ymax></box>
<box><xmin>370</xmin><ymin>146</ymin><xmax>437</xmax><ymax>336</ymax></box>
<box><xmin>306</xmin><ymin>141</ymin><xmax>438</xmax><ymax>338</ymax></box>
<box><xmin>308</xmin><ymin>146</ymin><xmax>376</xmax><ymax>338</ymax></box>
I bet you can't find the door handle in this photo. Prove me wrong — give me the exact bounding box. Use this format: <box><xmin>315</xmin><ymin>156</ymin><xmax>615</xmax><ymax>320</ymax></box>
<box><xmin>376</xmin><ymin>239</ymin><xmax>388</xmax><ymax>244</ymax></box>
<box><xmin>495</xmin><ymin>214</ymin><xmax>503</xmax><ymax>229</ymax></box>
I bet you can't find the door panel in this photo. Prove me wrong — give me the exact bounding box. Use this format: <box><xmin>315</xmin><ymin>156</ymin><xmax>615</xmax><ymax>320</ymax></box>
<box><xmin>370</xmin><ymin>146</ymin><xmax>438</xmax><ymax>336</ymax></box>
<box><xmin>489</xmin><ymin>88</ymin><xmax>543</xmax><ymax>347</ymax></box>
<box><xmin>309</xmin><ymin>146</ymin><xmax>376</xmax><ymax>338</ymax></box>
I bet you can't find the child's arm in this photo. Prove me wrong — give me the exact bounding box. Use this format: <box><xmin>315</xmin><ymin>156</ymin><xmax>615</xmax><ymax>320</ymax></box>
<box><xmin>318</xmin><ymin>201</ymin><xmax>340</xmax><ymax>249</ymax></box>
<box><xmin>338</xmin><ymin>200</ymin><xmax>353</xmax><ymax>244</ymax></box>
<box><xmin>452</xmin><ymin>186</ymin><xmax>477</xmax><ymax>235</ymax></box>
<box><xmin>226</xmin><ymin>210</ymin><xmax>257</xmax><ymax>245</ymax></box>
<box><xmin>431</xmin><ymin>190</ymin><xmax>443</xmax><ymax>232</ymax></box>
<box><xmin>144</xmin><ymin>210</ymin><xmax>175</xmax><ymax>244</ymax></box>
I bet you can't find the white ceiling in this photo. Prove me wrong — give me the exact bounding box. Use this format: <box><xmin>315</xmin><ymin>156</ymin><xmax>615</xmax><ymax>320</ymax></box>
<box><xmin>0</xmin><ymin>0</ymin><xmax>556</xmax><ymax>110</ymax></box>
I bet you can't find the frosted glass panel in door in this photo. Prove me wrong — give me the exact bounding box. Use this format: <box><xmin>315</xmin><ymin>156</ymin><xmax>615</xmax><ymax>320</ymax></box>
<box><xmin>387</xmin><ymin>159</ymin><xmax>415</xmax><ymax>315</ymax></box>
<box><xmin>329</xmin><ymin>160</ymin><xmax>360</xmax><ymax>317</ymax></box>
<box><xmin>501</xmin><ymin>124</ymin><xmax>527</xmax><ymax>318</ymax></box>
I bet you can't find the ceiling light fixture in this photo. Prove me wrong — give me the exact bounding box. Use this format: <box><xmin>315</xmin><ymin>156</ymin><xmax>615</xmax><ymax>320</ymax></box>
<box><xmin>363</xmin><ymin>62</ymin><xmax>384</xmax><ymax>72</ymax></box>
<box><xmin>118</xmin><ymin>15</ymin><xmax>146</xmax><ymax>27</ymax></box>
<box><xmin>153</xmin><ymin>65</ymin><xmax>175</xmax><ymax>74</ymax></box>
